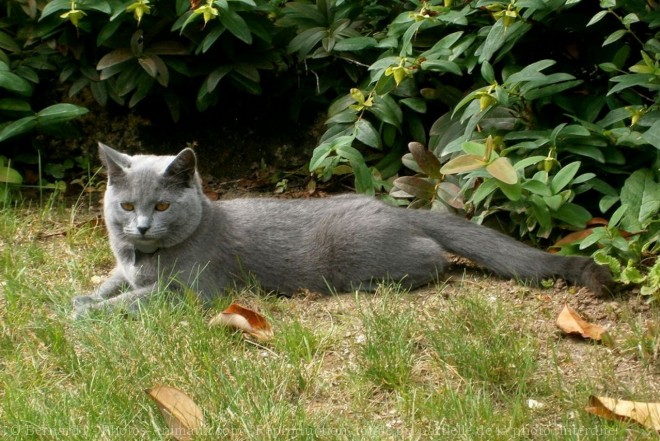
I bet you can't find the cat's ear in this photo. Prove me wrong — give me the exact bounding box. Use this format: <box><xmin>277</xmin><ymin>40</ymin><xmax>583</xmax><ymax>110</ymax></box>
<box><xmin>164</xmin><ymin>148</ymin><xmax>197</xmax><ymax>187</ymax></box>
<box><xmin>98</xmin><ymin>142</ymin><xmax>131</xmax><ymax>185</ymax></box>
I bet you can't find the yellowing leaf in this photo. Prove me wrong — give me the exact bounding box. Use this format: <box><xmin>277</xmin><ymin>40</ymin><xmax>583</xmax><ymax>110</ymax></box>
<box><xmin>209</xmin><ymin>303</ymin><xmax>274</xmax><ymax>341</ymax></box>
<box><xmin>146</xmin><ymin>385</ymin><xmax>204</xmax><ymax>441</ymax></box>
<box><xmin>440</xmin><ymin>154</ymin><xmax>486</xmax><ymax>175</ymax></box>
<box><xmin>486</xmin><ymin>157</ymin><xmax>518</xmax><ymax>184</ymax></box>
<box><xmin>556</xmin><ymin>305</ymin><xmax>606</xmax><ymax>341</ymax></box>
<box><xmin>586</xmin><ymin>396</ymin><xmax>660</xmax><ymax>431</ymax></box>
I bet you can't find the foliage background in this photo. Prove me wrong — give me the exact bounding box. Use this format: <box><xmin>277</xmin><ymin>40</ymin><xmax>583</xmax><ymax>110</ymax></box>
<box><xmin>0</xmin><ymin>0</ymin><xmax>658</xmax><ymax>295</ymax></box>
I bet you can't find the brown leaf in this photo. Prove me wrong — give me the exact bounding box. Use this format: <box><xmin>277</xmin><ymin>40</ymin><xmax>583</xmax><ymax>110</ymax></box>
<box><xmin>439</xmin><ymin>154</ymin><xmax>486</xmax><ymax>175</ymax></box>
<box><xmin>587</xmin><ymin>217</ymin><xmax>609</xmax><ymax>227</ymax></box>
<box><xmin>146</xmin><ymin>385</ymin><xmax>204</xmax><ymax>441</ymax></box>
<box><xmin>586</xmin><ymin>396</ymin><xmax>660</xmax><ymax>431</ymax></box>
<box><xmin>408</xmin><ymin>141</ymin><xmax>442</xmax><ymax>179</ymax></box>
<box><xmin>551</xmin><ymin>229</ymin><xmax>594</xmax><ymax>249</ymax></box>
<box><xmin>485</xmin><ymin>157</ymin><xmax>518</xmax><ymax>184</ymax></box>
<box><xmin>209</xmin><ymin>303</ymin><xmax>274</xmax><ymax>341</ymax></box>
<box><xmin>556</xmin><ymin>305</ymin><xmax>606</xmax><ymax>341</ymax></box>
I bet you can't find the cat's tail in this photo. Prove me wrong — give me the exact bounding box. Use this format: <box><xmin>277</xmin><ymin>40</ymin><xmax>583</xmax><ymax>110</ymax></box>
<box><xmin>416</xmin><ymin>211</ymin><xmax>613</xmax><ymax>295</ymax></box>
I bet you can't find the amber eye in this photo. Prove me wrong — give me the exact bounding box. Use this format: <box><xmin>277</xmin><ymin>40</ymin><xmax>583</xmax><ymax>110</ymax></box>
<box><xmin>155</xmin><ymin>202</ymin><xmax>170</xmax><ymax>212</ymax></box>
<box><xmin>120</xmin><ymin>202</ymin><xmax>135</xmax><ymax>211</ymax></box>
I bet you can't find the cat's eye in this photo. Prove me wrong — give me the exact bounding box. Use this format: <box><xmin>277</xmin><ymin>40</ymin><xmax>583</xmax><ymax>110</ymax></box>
<box><xmin>120</xmin><ymin>202</ymin><xmax>135</xmax><ymax>211</ymax></box>
<box><xmin>155</xmin><ymin>202</ymin><xmax>170</xmax><ymax>212</ymax></box>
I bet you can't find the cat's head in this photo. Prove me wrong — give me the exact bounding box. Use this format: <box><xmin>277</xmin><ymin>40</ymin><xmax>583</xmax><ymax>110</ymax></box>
<box><xmin>99</xmin><ymin>142</ymin><xmax>205</xmax><ymax>252</ymax></box>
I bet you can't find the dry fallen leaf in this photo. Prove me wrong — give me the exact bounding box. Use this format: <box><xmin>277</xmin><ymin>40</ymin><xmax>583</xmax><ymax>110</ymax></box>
<box><xmin>586</xmin><ymin>396</ymin><xmax>660</xmax><ymax>431</ymax></box>
<box><xmin>209</xmin><ymin>303</ymin><xmax>274</xmax><ymax>341</ymax></box>
<box><xmin>146</xmin><ymin>385</ymin><xmax>204</xmax><ymax>441</ymax></box>
<box><xmin>556</xmin><ymin>305</ymin><xmax>606</xmax><ymax>341</ymax></box>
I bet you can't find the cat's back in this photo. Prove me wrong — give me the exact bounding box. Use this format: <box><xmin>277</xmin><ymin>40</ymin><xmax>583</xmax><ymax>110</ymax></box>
<box><xmin>213</xmin><ymin>194</ymin><xmax>376</xmax><ymax>219</ymax></box>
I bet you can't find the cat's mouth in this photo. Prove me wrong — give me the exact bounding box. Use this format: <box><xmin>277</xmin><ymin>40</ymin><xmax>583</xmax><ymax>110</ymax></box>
<box><xmin>133</xmin><ymin>240</ymin><xmax>160</xmax><ymax>254</ymax></box>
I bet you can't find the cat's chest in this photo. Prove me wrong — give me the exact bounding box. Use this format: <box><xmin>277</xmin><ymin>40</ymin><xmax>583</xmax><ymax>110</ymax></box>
<box><xmin>119</xmin><ymin>249</ymin><xmax>161</xmax><ymax>287</ymax></box>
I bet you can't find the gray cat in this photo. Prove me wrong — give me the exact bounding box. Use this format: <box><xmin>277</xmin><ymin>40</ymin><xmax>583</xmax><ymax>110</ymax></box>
<box><xmin>72</xmin><ymin>143</ymin><xmax>613</xmax><ymax>318</ymax></box>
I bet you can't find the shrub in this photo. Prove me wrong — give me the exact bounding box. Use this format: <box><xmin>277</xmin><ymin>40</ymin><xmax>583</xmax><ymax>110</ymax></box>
<box><xmin>0</xmin><ymin>1</ymin><xmax>88</xmax><ymax>200</ymax></box>
<box><xmin>306</xmin><ymin>0</ymin><xmax>659</xmax><ymax>297</ymax></box>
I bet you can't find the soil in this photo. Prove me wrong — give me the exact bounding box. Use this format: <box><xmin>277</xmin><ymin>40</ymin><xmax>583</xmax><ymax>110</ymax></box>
<box><xmin>40</xmin><ymin>91</ymin><xmax>326</xmax><ymax>188</ymax></box>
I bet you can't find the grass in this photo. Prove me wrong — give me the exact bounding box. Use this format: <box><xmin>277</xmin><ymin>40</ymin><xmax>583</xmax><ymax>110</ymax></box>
<box><xmin>1</xmin><ymin>201</ymin><xmax>659</xmax><ymax>440</ymax></box>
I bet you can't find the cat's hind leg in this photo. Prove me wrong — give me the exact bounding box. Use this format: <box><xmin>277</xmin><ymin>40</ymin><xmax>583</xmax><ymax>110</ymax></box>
<box><xmin>348</xmin><ymin>236</ymin><xmax>448</xmax><ymax>292</ymax></box>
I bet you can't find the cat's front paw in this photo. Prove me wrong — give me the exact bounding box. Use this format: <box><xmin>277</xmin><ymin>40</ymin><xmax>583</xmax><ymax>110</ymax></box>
<box><xmin>72</xmin><ymin>295</ymin><xmax>101</xmax><ymax>320</ymax></box>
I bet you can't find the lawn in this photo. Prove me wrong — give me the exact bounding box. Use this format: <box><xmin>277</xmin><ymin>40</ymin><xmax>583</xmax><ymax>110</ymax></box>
<box><xmin>0</xmin><ymin>200</ymin><xmax>659</xmax><ymax>440</ymax></box>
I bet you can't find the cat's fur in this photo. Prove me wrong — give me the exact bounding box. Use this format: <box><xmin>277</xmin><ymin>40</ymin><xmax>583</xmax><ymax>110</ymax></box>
<box><xmin>72</xmin><ymin>143</ymin><xmax>613</xmax><ymax>318</ymax></box>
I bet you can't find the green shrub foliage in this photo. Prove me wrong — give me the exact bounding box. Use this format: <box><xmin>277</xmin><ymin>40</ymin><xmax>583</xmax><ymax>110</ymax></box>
<box><xmin>1</xmin><ymin>0</ymin><xmax>658</xmax><ymax>294</ymax></box>
<box><xmin>0</xmin><ymin>1</ymin><xmax>89</xmax><ymax>193</ymax></box>
<box><xmin>306</xmin><ymin>0</ymin><xmax>659</xmax><ymax>296</ymax></box>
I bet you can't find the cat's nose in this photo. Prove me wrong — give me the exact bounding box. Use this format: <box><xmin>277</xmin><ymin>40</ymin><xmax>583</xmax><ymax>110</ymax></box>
<box><xmin>137</xmin><ymin>225</ymin><xmax>150</xmax><ymax>235</ymax></box>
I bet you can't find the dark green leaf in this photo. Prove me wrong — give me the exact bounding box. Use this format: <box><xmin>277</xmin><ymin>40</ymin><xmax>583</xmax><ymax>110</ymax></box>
<box><xmin>587</xmin><ymin>10</ymin><xmax>608</xmax><ymax>26</ymax></box>
<box><xmin>39</xmin><ymin>0</ymin><xmax>71</xmax><ymax>20</ymax></box>
<box><xmin>642</xmin><ymin>119</ymin><xmax>660</xmax><ymax>150</ymax></box>
<box><xmin>420</xmin><ymin>60</ymin><xmax>462</xmax><ymax>76</ymax></box>
<box><xmin>207</xmin><ymin>66</ymin><xmax>231</xmax><ymax>93</ymax></box>
<box><xmin>0</xmin><ymin>31</ymin><xmax>20</xmax><ymax>52</ymax></box>
<box><xmin>336</xmin><ymin>144</ymin><xmax>364</xmax><ymax>163</ymax></box>
<box><xmin>481</xmin><ymin>61</ymin><xmax>495</xmax><ymax>84</ymax></box>
<box><xmin>552</xmin><ymin>203</ymin><xmax>591</xmax><ymax>228</ymax></box>
<box><xmin>138</xmin><ymin>57</ymin><xmax>158</xmax><ymax>78</ymax></box>
<box><xmin>400</xmin><ymin>20</ymin><xmax>424</xmax><ymax>56</ymax></box>
<box><xmin>522</xmin><ymin>79</ymin><xmax>582</xmax><ymax>100</ymax></box>
<box><xmin>550</xmin><ymin>161</ymin><xmax>580</xmax><ymax>194</ymax></box>
<box><xmin>354</xmin><ymin>119</ymin><xmax>381</xmax><ymax>149</ymax></box>
<box><xmin>408</xmin><ymin>115</ymin><xmax>426</xmax><ymax>145</ymax></box>
<box><xmin>497</xmin><ymin>181</ymin><xmax>522</xmax><ymax>201</ymax></box>
<box><xmin>97</xmin><ymin>49</ymin><xmax>134</xmax><ymax>70</ymax></box>
<box><xmin>147</xmin><ymin>41</ymin><xmax>189</xmax><ymax>56</ymax></box>
<box><xmin>603</xmin><ymin>29</ymin><xmax>627</xmax><ymax>46</ymax></box>
<box><xmin>97</xmin><ymin>19</ymin><xmax>123</xmax><ymax>46</ymax></box>
<box><xmin>479</xmin><ymin>19</ymin><xmax>506</xmax><ymax>63</ymax></box>
<box><xmin>620</xmin><ymin>169</ymin><xmax>660</xmax><ymax>230</ymax></box>
<box><xmin>83</xmin><ymin>0</ymin><xmax>111</xmax><ymax>13</ymax></box>
<box><xmin>326</xmin><ymin>109</ymin><xmax>358</xmax><ymax>125</ymax></box>
<box><xmin>563</xmin><ymin>146</ymin><xmax>605</xmax><ymax>163</ymax></box>
<box><xmin>287</xmin><ymin>27</ymin><xmax>326</xmax><ymax>59</ymax></box>
<box><xmin>36</xmin><ymin>103</ymin><xmax>88</xmax><ymax>124</ymax></box>
<box><xmin>201</xmin><ymin>25</ymin><xmax>226</xmax><ymax>53</ymax></box>
<box><xmin>233</xmin><ymin>63</ymin><xmax>259</xmax><ymax>83</ymax></box>
<box><xmin>333</xmin><ymin>37</ymin><xmax>377</xmax><ymax>51</ymax></box>
<box><xmin>608</xmin><ymin>74</ymin><xmax>654</xmax><ymax>95</ymax></box>
<box><xmin>0</xmin><ymin>116</ymin><xmax>37</xmax><ymax>142</ymax></box>
<box><xmin>0</xmin><ymin>98</ymin><xmax>31</xmax><ymax>116</ymax></box>
<box><xmin>368</xmin><ymin>94</ymin><xmax>402</xmax><ymax>129</ymax></box>
<box><xmin>0</xmin><ymin>71</ymin><xmax>33</xmax><ymax>96</ymax></box>
<box><xmin>597</xmin><ymin>107</ymin><xmax>630</xmax><ymax>127</ymax></box>
<box><xmin>220</xmin><ymin>9</ymin><xmax>252</xmax><ymax>44</ymax></box>
<box><xmin>0</xmin><ymin>166</ymin><xmax>22</xmax><ymax>184</ymax></box>
<box><xmin>522</xmin><ymin>179</ymin><xmax>552</xmax><ymax>196</ymax></box>
<box><xmin>543</xmin><ymin>194</ymin><xmax>563</xmax><ymax>211</ymax></box>
<box><xmin>90</xmin><ymin>81</ymin><xmax>108</xmax><ymax>106</ymax></box>
<box><xmin>400</xmin><ymin>98</ymin><xmax>427</xmax><ymax>114</ymax></box>
<box><xmin>350</xmin><ymin>159</ymin><xmax>374</xmax><ymax>195</ymax></box>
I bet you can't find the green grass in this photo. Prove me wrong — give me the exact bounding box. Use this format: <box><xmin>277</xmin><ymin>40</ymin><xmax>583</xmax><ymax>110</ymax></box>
<box><xmin>1</xmin><ymin>203</ymin><xmax>659</xmax><ymax>440</ymax></box>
